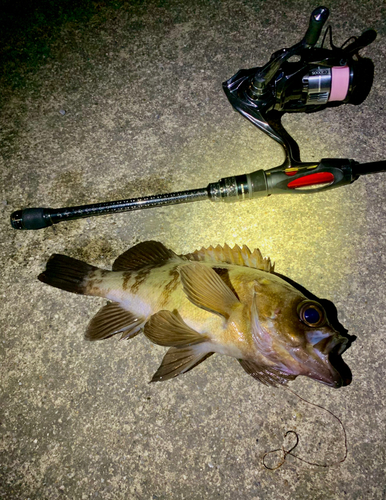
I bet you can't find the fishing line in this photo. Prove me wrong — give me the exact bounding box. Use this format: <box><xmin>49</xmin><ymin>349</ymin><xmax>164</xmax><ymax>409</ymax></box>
<box><xmin>262</xmin><ymin>387</ymin><xmax>348</xmax><ymax>470</ymax></box>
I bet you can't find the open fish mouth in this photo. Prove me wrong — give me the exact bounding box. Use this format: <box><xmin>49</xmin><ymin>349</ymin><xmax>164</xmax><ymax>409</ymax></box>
<box><xmin>327</xmin><ymin>338</ymin><xmax>353</xmax><ymax>387</ymax></box>
<box><xmin>291</xmin><ymin>333</ymin><xmax>352</xmax><ymax>388</ymax></box>
<box><xmin>313</xmin><ymin>335</ymin><xmax>352</xmax><ymax>388</ymax></box>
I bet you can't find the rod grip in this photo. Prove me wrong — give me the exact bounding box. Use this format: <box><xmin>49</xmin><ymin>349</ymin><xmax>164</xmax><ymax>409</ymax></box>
<box><xmin>10</xmin><ymin>208</ymin><xmax>53</xmax><ymax>230</ymax></box>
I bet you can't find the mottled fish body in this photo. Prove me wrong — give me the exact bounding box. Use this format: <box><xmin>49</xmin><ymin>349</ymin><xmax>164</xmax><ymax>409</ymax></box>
<box><xmin>39</xmin><ymin>241</ymin><xmax>350</xmax><ymax>387</ymax></box>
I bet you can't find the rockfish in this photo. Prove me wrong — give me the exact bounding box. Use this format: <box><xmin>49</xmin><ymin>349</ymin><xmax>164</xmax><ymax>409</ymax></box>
<box><xmin>38</xmin><ymin>241</ymin><xmax>350</xmax><ymax>387</ymax></box>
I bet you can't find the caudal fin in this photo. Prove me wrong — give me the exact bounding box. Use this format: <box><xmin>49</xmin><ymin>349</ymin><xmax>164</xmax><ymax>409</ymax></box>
<box><xmin>38</xmin><ymin>254</ymin><xmax>98</xmax><ymax>295</ymax></box>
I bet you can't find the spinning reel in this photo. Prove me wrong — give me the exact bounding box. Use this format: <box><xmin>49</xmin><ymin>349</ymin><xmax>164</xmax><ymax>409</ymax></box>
<box><xmin>223</xmin><ymin>6</ymin><xmax>376</xmax><ymax>164</ymax></box>
<box><xmin>11</xmin><ymin>6</ymin><xmax>385</xmax><ymax>230</ymax></box>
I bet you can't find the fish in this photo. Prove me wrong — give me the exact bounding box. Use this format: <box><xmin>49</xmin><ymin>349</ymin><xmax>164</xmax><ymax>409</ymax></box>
<box><xmin>38</xmin><ymin>240</ymin><xmax>351</xmax><ymax>388</ymax></box>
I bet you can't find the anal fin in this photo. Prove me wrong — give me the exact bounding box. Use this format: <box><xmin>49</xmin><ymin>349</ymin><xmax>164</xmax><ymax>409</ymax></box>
<box><xmin>85</xmin><ymin>302</ymin><xmax>145</xmax><ymax>341</ymax></box>
<box><xmin>150</xmin><ymin>346</ymin><xmax>213</xmax><ymax>382</ymax></box>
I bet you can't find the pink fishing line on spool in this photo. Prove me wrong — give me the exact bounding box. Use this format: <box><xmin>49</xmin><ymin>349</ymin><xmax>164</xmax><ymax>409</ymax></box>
<box><xmin>329</xmin><ymin>66</ymin><xmax>350</xmax><ymax>101</ymax></box>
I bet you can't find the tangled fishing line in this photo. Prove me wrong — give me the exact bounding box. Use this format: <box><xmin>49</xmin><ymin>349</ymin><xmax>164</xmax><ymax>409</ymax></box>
<box><xmin>262</xmin><ymin>387</ymin><xmax>348</xmax><ymax>470</ymax></box>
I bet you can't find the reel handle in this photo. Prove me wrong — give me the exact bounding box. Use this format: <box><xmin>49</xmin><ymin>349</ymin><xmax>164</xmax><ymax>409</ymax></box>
<box><xmin>303</xmin><ymin>6</ymin><xmax>329</xmax><ymax>47</ymax></box>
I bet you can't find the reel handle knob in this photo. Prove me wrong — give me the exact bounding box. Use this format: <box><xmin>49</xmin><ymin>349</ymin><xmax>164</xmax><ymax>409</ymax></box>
<box><xmin>304</xmin><ymin>6</ymin><xmax>329</xmax><ymax>47</ymax></box>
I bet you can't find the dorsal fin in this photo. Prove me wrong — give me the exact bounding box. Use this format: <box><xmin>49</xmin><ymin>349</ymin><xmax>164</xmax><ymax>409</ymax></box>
<box><xmin>112</xmin><ymin>241</ymin><xmax>179</xmax><ymax>271</ymax></box>
<box><xmin>183</xmin><ymin>243</ymin><xmax>274</xmax><ymax>273</ymax></box>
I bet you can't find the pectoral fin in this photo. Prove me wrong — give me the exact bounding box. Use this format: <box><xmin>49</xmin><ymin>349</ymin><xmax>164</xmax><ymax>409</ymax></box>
<box><xmin>144</xmin><ymin>310</ymin><xmax>208</xmax><ymax>347</ymax></box>
<box><xmin>179</xmin><ymin>263</ymin><xmax>239</xmax><ymax>319</ymax></box>
<box><xmin>239</xmin><ymin>359</ymin><xmax>296</xmax><ymax>387</ymax></box>
<box><xmin>150</xmin><ymin>346</ymin><xmax>213</xmax><ymax>382</ymax></box>
<box><xmin>85</xmin><ymin>302</ymin><xmax>145</xmax><ymax>341</ymax></box>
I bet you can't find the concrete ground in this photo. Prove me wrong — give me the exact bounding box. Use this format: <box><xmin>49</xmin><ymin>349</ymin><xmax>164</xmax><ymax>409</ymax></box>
<box><xmin>1</xmin><ymin>0</ymin><xmax>385</xmax><ymax>498</ymax></box>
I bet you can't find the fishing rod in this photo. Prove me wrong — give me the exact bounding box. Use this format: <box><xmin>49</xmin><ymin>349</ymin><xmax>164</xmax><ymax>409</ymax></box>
<box><xmin>10</xmin><ymin>159</ymin><xmax>386</xmax><ymax>230</ymax></box>
<box><xmin>10</xmin><ymin>6</ymin><xmax>385</xmax><ymax>230</ymax></box>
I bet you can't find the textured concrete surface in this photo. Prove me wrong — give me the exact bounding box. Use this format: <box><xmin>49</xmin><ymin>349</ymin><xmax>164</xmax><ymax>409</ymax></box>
<box><xmin>1</xmin><ymin>0</ymin><xmax>385</xmax><ymax>498</ymax></box>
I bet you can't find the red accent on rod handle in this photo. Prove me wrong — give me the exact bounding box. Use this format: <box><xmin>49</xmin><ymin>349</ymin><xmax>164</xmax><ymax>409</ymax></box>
<box><xmin>287</xmin><ymin>172</ymin><xmax>334</xmax><ymax>188</ymax></box>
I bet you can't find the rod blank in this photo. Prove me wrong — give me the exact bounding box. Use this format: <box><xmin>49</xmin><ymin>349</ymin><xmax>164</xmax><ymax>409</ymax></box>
<box><xmin>10</xmin><ymin>187</ymin><xmax>209</xmax><ymax>230</ymax></box>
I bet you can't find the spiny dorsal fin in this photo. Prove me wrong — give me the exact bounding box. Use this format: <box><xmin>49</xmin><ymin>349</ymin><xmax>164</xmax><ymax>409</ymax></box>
<box><xmin>183</xmin><ymin>243</ymin><xmax>274</xmax><ymax>273</ymax></box>
<box><xmin>239</xmin><ymin>359</ymin><xmax>296</xmax><ymax>387</ymax></box>
<box><xmin>144</xmin><ymin>310</ymin><xmax>208</xmax><ymax>347</ymax></box>
<box><xmin>150</xmin><ymin>346</ymin><xmax>213</xmax><ymax>382</ymax></box>
<box><xmin>179</xmin><ymin>262</ymin><xmax>239</xmax><ymax>319</ymax></box>
<box><xmin>85</xmin><ymin>302</ymin><xmax>145</xmax><ymax>341</ymax></box>
<box><xmin>112</xmin><ymin>241</ymin><xmax>179</xmax><ymax>271</ymax></box>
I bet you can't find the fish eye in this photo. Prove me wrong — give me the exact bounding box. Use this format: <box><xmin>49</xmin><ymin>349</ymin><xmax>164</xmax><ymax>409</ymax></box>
<box><xmin>298</xmin><ymin>301</ymin><xmax>326</xmax><ymax>327</ymax></box>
